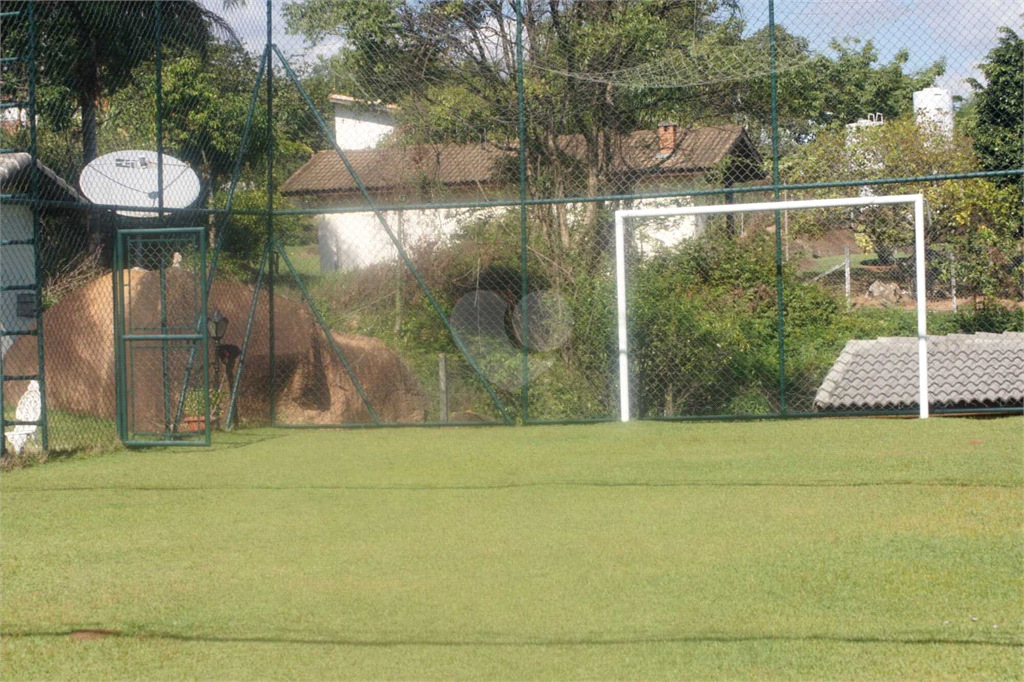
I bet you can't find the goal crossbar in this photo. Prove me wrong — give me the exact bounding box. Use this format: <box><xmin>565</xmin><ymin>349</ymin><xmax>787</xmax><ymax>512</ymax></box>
<box><xmin>614</xmin><ymin>193</ymin><xmax>928</xmax><ymax>421</ymax></box>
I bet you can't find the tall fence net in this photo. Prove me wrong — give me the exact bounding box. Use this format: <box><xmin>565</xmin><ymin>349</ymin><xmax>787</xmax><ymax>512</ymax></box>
<box><xmin>1</xmin><ymin>0</ymin><xmax>1021</xmax><ymax>453</ymax></box>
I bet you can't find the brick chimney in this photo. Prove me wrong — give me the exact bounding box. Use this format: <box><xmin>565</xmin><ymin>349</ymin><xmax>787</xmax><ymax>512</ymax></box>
<box><xmin>657</xmin><ymin>121</ymin><xmax>678</xmax><ymax>157</ymax></box>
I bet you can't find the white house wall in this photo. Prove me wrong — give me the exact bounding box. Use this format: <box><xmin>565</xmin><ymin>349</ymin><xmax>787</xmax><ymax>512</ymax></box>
<box><xmin>314</xmin><ymin>196</ymin><xmax>704</xmax><ymax>274</ymax></box>
<box><xmin>630</xmin><ymin>196</ymin><xmax>705</xmax><ymax>254</ymax></box>
<box><xmin>333</xmin><ymin>103</ymin><xmax>395</xmax><ymax>150</ymax></box>
<box><xmin>317</xmin><ymin>205</ymin><xmax>506</xmax><ymax>273</ymax></box>
<box><xmin>0</xmin><ymin>204</ymin><xmax>35</xmax><ymax>357</ymax></box>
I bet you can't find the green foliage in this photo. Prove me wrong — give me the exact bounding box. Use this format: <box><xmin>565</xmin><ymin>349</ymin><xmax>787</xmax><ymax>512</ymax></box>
<box><xmin>630</xmin><ymin>230</ymin><xmax>780</xmax><ymax>416</ymax></box>
<box><xmin>182</xmin><ymin>387</ymin><xmax>227</xmax><ymax>418</ymax></box>
<box><xmin>737</xmin><ymin>30</ymin><xmax>945</xmax><ymax>150</ymax></box>
<box><xmin>101</xmin><ymin>39</ymin><xmax>320</xmax><ymax>194</ymax></box>
<box><xmin>929</xmin><ymin>302</ymin><xmax>1024</xmax><ymax>335</ymax></box>
<box><xmin>182</xmin><ymin>388</ymin><xmax>206</xmax><ymax>417</ymax></box>
<box><xmin>782</xmin><ymin>115</ymin><xmax>1021</xmax><ymax>294</ymax></box>
<box><xmin>0</xmin><ymin>0</ymin><xmax>238</xmax><ymax>163</ymax></box>
<box><xmin>212</xmin><ymin>188</ymin><xmax>313</xmax><ymax>276</ymax></box>
<box><xmin>927</xmin><ymin>177</ymin><xmax>1023</xmax><ymax>302</ymax></box>
<box><xmin>810</xmin><ymin>39</ymin><xmax>945</xmax><ymax>126</ymax></box>
<box><xmin>103</xmin><ymin>42</ymin><xmax>269</xmax><ymax>187</ymax></box>
<box><xmin>966</xmin><ymin>27</ymin><xmax>1024</xmax><ymax>176</ymax></box>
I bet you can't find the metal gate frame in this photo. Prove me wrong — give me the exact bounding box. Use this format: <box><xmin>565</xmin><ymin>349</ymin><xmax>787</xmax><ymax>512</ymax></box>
<box><xmin>114</xmin><ymin>227</ymin><xmax>210</xmax><ymax>446</ymax></box>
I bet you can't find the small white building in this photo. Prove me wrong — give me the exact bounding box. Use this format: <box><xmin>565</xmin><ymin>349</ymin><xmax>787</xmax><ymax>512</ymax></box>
<box><xmin>0</xmin><ymin>153</ymin><xmax>87</xmax><ymax>357</ymax></box>
<box><xmin>329</xmin><ymin>94</ymin><xmax>398</xmax><ymax>150</ymax></box>
<box><xmin>281</xmin><ymin>102</ymin><xmax>764</xmax><ymax>273</ymax></box>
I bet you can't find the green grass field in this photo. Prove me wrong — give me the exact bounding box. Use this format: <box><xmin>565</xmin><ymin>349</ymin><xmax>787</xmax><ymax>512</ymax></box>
<box><xmin>2</xmin><ymin>418</ymin><xmax>1022</xmax><ymax>680</ymax></box>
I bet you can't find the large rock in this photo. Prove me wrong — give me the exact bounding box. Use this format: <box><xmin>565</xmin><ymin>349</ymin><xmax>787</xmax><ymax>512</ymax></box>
<box><xmin>866</xmin><ymin>280</ymin><xmax>906</xmax><ymax>304</ymax></box>
<box><xmin>3</xmin><ymin>269</ymin><xmax>428</xmax><ymax>429</ymax></box>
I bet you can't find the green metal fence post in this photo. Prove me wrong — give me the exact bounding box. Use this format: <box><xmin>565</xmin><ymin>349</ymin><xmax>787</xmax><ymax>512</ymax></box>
<box><xmin>769</xmin><ymin>0</ymin><xmax>788</xmax><ymax>415</ymax></box>
<box><xmin>155</xmin><ymin>0</ymin><xmax>164</xmax><ymax>221</ymax></box>
<box><xmin>515</xmin><ymin>0</ymin><xmax>529</xmax><ymax>424</ymax></box>
<box><xmin>266</xmin><ymin>0</ymin><xmax>276</xmax><ymax>427</ymax></box>
<box><xmin>26</xmin><ymin>0</ymin><xmax>48</xmax><ymax>450</ymax></box>
<box><xmin>113</xmin><ymin>235</ymin><xmax>126</xmax><ymax>442</ymax></box>
<box><xmin>199</xmin><ymin>230</ymin><xmax>211</xmax><ymax>446</ymax></box>
<box><xmin>155</xmin><ymin>0</ymin><xmax>172</xmax><ymax>438</ymax></box>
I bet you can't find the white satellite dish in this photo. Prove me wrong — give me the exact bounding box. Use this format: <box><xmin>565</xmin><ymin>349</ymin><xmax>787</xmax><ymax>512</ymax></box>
<box><xmin>79</xmin><ymin>150</ymin><xmax>201</xmax><ymax>218</ymax></box>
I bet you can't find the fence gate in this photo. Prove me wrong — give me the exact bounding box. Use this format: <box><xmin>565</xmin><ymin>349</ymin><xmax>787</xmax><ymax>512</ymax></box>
<box><xmin>114</xmin><ymin>228</ymin><xmax>210</xmax><ymax>446</ymax></box>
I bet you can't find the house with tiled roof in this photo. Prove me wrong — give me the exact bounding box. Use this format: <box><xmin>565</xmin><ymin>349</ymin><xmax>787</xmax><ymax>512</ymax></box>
<box><xmin>280</xmin><ymin>97</ymin><xmax>764</xmax><ymax>272</ymax></box>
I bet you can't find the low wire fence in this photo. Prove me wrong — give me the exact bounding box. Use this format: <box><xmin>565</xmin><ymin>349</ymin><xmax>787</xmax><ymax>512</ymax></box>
<box><xmin>1</xmin><ymin>0</ymin><xmax>1021</xmax><ymax>452</ymax></box>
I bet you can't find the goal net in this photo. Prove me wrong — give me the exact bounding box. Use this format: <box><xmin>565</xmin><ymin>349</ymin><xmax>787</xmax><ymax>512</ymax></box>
<box><xmin>614</xmin><ymin>194</ymin><xmax>933</xmax><ymax>422</ymax></box>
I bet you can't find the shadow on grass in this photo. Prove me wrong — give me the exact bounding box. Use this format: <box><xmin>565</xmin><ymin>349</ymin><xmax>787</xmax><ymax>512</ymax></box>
<box><xmin>2</xmin><ymin>628</ymin><xmax>1019</xmax><ymax>649</ymax></box>
<box><xmin>3</xmin><ymin>480</ymin><xmax>1017</xmax><ymax>493</ymax></box>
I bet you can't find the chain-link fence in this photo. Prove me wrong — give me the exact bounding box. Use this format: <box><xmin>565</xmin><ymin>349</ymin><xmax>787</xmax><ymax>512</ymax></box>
<box><xmin>1</xmin><ymin>0</ymin><xmax>1021</xmax><ymax>453</ymax></box>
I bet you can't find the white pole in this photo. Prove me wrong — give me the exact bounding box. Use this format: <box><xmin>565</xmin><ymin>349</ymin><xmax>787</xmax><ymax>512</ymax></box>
<box><xmin>950</xmin><ymin>252</ymin><xmax>958</xmax><ymax>313</ymax></box>
<box><xmin>914</xmin><ymin>196</ymin><xmax>929</xmax><ymax>418</ymax></box>
<box><xmin>844</xmin><ymin>245</ymin><xmax>851</xmax><ymax>306</ymax></box>
<box><xmin>615</xmin><ymin>213</ymin><xmax>630</xmax><ymax>422</ymax></box>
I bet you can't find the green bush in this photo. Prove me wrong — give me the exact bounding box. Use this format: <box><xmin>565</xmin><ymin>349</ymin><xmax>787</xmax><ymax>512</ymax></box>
<box><xmin>629</xmin><ymin>229</ymin><xmax>782</xmax><ymax>417</ymax></box>
<box><xmin>213</xmin><ymin>188</ymin><xmax>314</xmax><ymax>278</ymax></box>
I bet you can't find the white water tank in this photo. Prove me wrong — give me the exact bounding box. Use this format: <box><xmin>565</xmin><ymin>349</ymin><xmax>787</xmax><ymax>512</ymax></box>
<box><xmin>913</xmin><ymin>87</ymin><xmax>954</xmax><ymax>138</ymax></box>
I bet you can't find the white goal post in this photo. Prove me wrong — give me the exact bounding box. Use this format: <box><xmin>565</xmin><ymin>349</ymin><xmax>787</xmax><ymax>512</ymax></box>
<box><xmin>614</xmin><ymin>193</ymin><xmax>929</xmax><ymax>421</ymax></box>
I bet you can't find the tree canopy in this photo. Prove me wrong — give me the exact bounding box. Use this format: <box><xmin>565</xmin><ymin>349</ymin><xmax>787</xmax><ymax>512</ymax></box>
<box><xmin>966</xmin><ymin>26</ymin><xmax>1023</xmax><ymax>178</ymax></box>
<box><xmin>0</xmin><ymin>0</ymin><xmax>239</xmax><ymax>165</ymax></box>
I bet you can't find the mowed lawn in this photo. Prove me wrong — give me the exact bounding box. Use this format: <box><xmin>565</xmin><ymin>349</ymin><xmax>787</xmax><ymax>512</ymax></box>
<box><xmin>1</xmin><ymin>418</ymin><xmax>1022</xmax><ymax>681</ymax></box>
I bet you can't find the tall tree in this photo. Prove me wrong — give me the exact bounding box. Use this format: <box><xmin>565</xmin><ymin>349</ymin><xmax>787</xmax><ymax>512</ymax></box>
<box><xmin>0</xmin><ymin>0</ymin><xmax>238</xmax><ymax>165</ymax></box>
<box><xmin>966</xmin><ymin>26</ymin><xmax>1023</xmax><ymax>178</ymax></box>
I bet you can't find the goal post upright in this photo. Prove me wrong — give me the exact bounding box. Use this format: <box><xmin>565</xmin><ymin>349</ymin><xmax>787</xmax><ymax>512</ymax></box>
<box><xmin>614</xmin><ymin>193</ymin><xmax>929</xmax><ymax>422</ymax></box>
<box><xmin>913</xmin><ymin>195</ymin><xmax>929</xmax><ymax>419</ymax></box>
<box><xmin>615</xmin><ymin>212</ymin><xmax>630</xmax><ymax>422</ymax></box>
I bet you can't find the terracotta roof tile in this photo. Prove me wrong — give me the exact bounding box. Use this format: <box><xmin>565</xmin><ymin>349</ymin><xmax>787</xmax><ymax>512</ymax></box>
<box><xmin>280</xmin><ymin>125</ymin><xmax>762</xmax><ymax>198</ymax></box>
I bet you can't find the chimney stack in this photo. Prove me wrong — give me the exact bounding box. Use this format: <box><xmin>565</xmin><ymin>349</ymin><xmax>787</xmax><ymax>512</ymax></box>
<box><xmin>657</xmin><ymin>122</ymin><xmax>678</xmax><ymax>156</ymax></box>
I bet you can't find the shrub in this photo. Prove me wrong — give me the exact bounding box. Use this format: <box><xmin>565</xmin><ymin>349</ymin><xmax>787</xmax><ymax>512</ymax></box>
<box><xmin>212</xmin><ymin>188</ymin><xmax>313</xmax><ymax>277</ymax></box>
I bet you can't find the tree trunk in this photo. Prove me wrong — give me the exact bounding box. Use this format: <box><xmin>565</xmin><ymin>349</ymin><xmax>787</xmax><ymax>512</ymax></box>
<box><xmin>78</xmin><ymin>41</ymin><xmax>100</xmax><ymax>165</ymax></box>
<box><xmin>79</xmin><ymin>92</ymin><xmax>98</xmax><ymax>166</ymax></box>
<box><xmin>77</xmin><ymin>25</ymin><xmax>104</xmax><ymax>256</ymax></box>
<box><xmin>874</xmin><ymin>243</ymin><xmax>896</xmax><ymax>266</ymax></box>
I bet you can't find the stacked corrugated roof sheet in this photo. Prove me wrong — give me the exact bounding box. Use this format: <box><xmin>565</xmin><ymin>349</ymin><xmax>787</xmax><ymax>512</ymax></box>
<box><xmin>815</xmin><ymin>332</ymin><xmax>1024</xmax><ymax>411</ymax></box>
